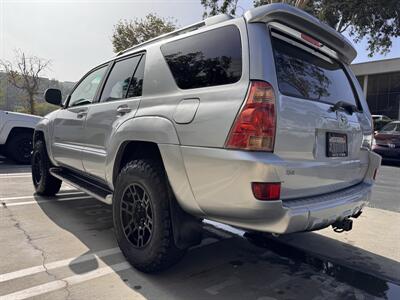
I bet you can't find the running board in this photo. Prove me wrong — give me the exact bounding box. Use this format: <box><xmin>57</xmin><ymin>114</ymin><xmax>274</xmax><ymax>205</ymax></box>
<box><xmin>50</xmin><ymin>168</ymin><xmax>113</xmax><ymax>205</ymax></box>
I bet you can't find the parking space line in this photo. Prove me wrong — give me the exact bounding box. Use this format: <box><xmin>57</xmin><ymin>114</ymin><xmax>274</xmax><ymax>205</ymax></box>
<box><xmin>0</xmin><ymin>262</ymin><xmax>131</xmax><ymax>300</ymax></box>
<box><xmin>1</xmin><ymin>196</ymin><xmax>93</xmax><ymax>207</ymax></box>
<box><xmin>0</xmin><ymin>173</ymin><xmax>31</xmax><ymax>178</ymax></box>
<box><xmin>0</xmin><ymin>247</ymin><xmax>121</xmax><ymax>283</ymax></box>
<box><xmin>0</xmin><ymin>192</ymin><xmax>85</xmax><ymax>202</ymax></box>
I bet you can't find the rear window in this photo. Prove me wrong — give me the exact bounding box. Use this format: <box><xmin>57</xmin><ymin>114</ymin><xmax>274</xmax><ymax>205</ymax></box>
<box><xmin>272</xmin><ymin>36</ymin><xmax>357</xmax><ymax>106</ymax></box>
<box><xmin>161</xmin><ymin>25</ymin><xmax>242</xmax><ymax>89</ymax></box>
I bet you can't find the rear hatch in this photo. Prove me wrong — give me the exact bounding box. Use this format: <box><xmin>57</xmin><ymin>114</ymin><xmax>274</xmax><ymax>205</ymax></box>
<box><xmin>269</xmin><ymin>29</ymin><xmax>369</xmax><ymax>199</ymax></box>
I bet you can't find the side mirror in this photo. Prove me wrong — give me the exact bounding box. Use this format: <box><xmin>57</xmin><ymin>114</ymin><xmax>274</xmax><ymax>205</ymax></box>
<box><xmin>44</xmin><ymin>88</ymin><xmax>62</xmax><ymax>106</ymax></box>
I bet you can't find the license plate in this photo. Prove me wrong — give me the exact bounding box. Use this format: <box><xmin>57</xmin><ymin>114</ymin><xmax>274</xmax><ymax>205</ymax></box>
<box><xmin>327</xmin><ymin>132</ymin><xmax>348</xmax><ymax>157</ymax></box>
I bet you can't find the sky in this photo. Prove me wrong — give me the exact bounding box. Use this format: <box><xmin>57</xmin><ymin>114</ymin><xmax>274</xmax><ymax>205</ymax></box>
<box><xmin>1</xmin><ymin>0</ymin><xmax>399</xmax><ymax>82</ymax></box>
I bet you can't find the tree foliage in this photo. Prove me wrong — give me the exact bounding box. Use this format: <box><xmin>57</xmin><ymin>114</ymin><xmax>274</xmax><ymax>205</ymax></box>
<box><xmin>0</xmin><ymin>50</ymin><xmax>50</xmax><ymax>115</ymax></box>
<box><xmin>201</xmin><ymin>0</ymin><xmax>400</xmax><ymax>56</ymax></box>
<box><xmin>112</xmin><ymin>13</ymin><xmax>177</xmax><ymax>53</ymax></box>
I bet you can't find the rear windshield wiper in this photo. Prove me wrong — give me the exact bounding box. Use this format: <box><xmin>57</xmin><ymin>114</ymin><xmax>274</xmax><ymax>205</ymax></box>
<box><xmin>330</xmin><ymin>101</ymin><xmax>360</xmax><ymax>115</ymax></box>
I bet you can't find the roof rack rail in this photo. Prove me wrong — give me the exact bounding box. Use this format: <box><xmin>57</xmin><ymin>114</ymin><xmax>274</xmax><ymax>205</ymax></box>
<box><xmin>116</xmin><ymin>14</ymin><xmax>233</xmax><ymax>56</ymax></box>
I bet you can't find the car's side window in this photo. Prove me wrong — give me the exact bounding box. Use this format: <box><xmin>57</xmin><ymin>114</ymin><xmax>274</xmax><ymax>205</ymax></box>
<box><xmin>100</xmin><ymin>55</ymin><xmax>142</xmax><ymax>102</ymax></box>
<box><xmin>69</xmin><ymin>66</ymin><xmax>108</xmax><ymax>107</ymax></box>
<box><xmin>126</xmin><ymin>55</ymin><xmax>145</xmax><ymax>98</ymax></box>
<box><xmin>381</xmin><ymin>123</ymin><xmax>396</xmax><ymax>132</ymax></box>
<box><xmin>161</xmin><ymin>25</ymin><xmax>242</xmax><ymax>89</ymax></box>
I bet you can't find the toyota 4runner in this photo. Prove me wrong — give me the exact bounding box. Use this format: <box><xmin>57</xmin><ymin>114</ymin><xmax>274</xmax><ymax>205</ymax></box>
<box><xmin>31</xmin><ymin>4</ymin><xmax>381</xmax><ymax>273</ymax></box>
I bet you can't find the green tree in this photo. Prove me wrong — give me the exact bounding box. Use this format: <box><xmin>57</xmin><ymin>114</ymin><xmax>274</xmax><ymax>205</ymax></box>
<box><xmin>201</xmin><ymin>0</ymin><xmax>400</xmax><ymax>56</ymax></box>
<box><xmin>112</xmin><ymin>13</ymin><xmax>177</xmax><ymax>53</ymax></box>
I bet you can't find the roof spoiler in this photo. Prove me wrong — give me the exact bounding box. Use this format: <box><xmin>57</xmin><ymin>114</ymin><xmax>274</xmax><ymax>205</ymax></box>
<box><xmin>244</xmin><ymin>4</ymin><xmax>357</xmax><ymax>64</ymax></box>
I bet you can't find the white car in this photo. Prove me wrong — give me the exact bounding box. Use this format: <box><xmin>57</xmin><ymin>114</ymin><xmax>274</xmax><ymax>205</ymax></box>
<box><xmin>0</xmin><ymin>110</ymin><xmax>41</xmax><ymax>164</ymax></box>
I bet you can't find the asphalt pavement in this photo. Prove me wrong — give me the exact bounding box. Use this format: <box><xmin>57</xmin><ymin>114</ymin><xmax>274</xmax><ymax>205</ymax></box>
<box><xmin>0</xmin><ymin>156</ymin><xmax>399</xmax><ymax>300</ymax></box>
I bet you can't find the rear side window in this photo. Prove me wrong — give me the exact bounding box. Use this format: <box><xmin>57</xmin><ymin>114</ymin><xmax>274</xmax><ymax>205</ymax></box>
<box><xmin>161</xmin><ymin>25</ymin><xmax>242</xmax><ymax>89</ymax></box>
<box><xmin>100</xmin><ymin>55</ymin><xmax>142</xmax><ymax>102</ymax></box>
<box><xmin>272</xmin><ymin>36</ymin><xmax>357</xmax><ymax>106</ymax></box>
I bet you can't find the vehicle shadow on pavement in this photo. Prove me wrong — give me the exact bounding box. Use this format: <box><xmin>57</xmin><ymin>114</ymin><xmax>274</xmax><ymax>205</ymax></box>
<box><xmin>0</xmin><ymin>156</ymin><xmax>31</xmax><ymax>173</ymax></box>
<box><xmin>381</xmin><ymin>160</ymin><xmax>400</xmax><ymax>167</ymax></box>
<box><xmin>36</xmin><ymin>194</ymin><xmax>400</xmax><ymax>300</ymax></box>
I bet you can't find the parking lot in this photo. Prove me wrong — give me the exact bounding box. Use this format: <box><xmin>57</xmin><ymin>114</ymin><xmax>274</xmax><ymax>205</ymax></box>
<box><xmin>1</xmin><ymin>156</ymin><xmax>399</xmax><ymax>300</ymax></box>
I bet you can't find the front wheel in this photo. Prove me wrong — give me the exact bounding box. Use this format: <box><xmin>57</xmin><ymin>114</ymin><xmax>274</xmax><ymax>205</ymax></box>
<box><xmin>113</xmin><ymin>159</ymin><xmax>185</xmax><ymax>273</ymax></box>
<box><xmin>31</xmin><ymin>140</ymin><xmax>62</xmax><ymax>196</ymax></box>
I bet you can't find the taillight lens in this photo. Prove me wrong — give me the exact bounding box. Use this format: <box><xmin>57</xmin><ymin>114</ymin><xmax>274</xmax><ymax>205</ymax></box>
<box><xmin>252</xmin><ymin>182</ymin><xmax>281</xmax><ymax>200</ymax></box>
<box><xmin>225</xmin><ymin>81</ymin><xmax>276</xmax><ymax>151</ymax></box>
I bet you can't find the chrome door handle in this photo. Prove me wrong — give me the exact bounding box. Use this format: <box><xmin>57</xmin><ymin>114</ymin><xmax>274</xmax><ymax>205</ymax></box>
<box><xmin>116</xmin><ymin>106</ymin><xmax>132</xmax><ymax>115</ymax></box>
<box><xmin>77</xmin><ymin>111</ymin><xmax>87</xmax><ymax>118</ymax></box>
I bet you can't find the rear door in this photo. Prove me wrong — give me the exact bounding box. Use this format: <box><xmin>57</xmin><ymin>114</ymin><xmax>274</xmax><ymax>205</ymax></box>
<box><xmin>270</xmin><ymin>31</ymin><xmax>369</xmax><ymax>199</ymax></box>
<box><xmin>81</xmin><ymin>53</ymin><xmax>145</xmax><ymax>179</ymax></box>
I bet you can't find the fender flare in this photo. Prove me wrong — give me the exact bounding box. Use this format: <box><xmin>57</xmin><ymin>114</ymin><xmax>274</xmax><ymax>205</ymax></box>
<box><xmin>34</xmin><ymin>118</ymin><xmax>58</xmax><ymax>166</ymax></box>
<box><xmin>106</xmin><ymin>116</ymin><xmax>205</xmax><ymax>247</ymax></box>
<box><xmin>106</xmin><ymin>116</ymin><xmax>180</xmax><ymax>183</ymax></box>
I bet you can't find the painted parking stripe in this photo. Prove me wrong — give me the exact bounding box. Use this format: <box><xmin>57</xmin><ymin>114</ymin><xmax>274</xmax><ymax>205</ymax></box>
<box><xmin>0</xmin><ymin>247</ymin><xmax>121</xmax><ymax>283</ymax></box>
<box><xmin>0</xmin><ymin>192</ymin><xmax>85</xmax><ymax>202</ymax></box>
<box><xmin>0</xmin><ymin>173</ymin><xmax>31</xmax><ymax>178</ymax></box>
<box><xmin>0</xmin><ymin>262</ymin><xmax>132</xmax><ymax>300</ymax></box>
<box><xmin>1</xmin><ymin>196</ymin><xmax>93</xmax><ymax>207</ymax></box>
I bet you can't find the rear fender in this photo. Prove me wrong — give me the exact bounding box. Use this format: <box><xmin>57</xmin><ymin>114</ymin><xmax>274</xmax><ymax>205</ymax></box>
<box><xmin>106</xmin><ymin>116</ymin><xmax>204</xmax><ymax>215</ymax></box>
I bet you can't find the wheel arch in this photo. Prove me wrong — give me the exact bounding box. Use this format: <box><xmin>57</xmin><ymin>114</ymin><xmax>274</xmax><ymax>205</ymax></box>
<box><xmin>107</xmin><ymin>116</ymin><xmax>204</xmax><ymax>215</ymax></box>
<box><xmin>6</xmin><ymin>127</ymin><xmax>34</xmax><ymax>144</ymax></box>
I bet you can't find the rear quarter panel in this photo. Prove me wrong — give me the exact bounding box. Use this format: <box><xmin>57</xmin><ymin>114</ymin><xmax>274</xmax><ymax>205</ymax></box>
<box><xmin>135</xmin><ymin>17</ymin><xmax>250</xmax><ymax>148</ymax></box>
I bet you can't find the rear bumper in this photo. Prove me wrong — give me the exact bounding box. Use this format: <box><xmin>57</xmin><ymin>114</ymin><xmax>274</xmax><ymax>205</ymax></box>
<box><xmin>278</xmin><ymin>182</ymin><xmax>370</xmax><ymax>233</ymax></box>
<box><xmin>206</xmin><ymin>181</ymin><xmax>371</xmax><ymax>234</ymax></box>
<box><xmin>180</xmin><ymin>146</ymin><xmax>381</xmax><ymax>234</ymax></box>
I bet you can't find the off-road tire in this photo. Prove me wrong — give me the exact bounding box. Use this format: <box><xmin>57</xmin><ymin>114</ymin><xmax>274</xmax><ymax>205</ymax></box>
<box><xmin>31</xmin><ymin>140</ymin><xmax>62</xmax><ymax>196</ymax></box>
<box><xmin>113</xmin><ymin>159</ymin><xmax>186</xmax><ymax>273</ymax></box>
<box><xmin>6</xmin><ymin>132</ymin><xmax>33</xmax><ymax>164</ymax></box>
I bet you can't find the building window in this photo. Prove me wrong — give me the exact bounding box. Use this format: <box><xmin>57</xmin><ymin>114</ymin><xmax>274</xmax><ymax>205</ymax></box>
<box><xmin>366</xmin><ymin>71</ymin><xmax>400</xmax><ymax>119</ymax></box>
<box><xmin>356</xmin><ymin>76</ymin><xmax>364</xmax><ymax>89</ymax></box>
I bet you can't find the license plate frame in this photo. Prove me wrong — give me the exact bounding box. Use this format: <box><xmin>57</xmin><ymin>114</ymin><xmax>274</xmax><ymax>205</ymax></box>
<box><xmin>326</xmin><ymin>132</ymin><xmax>348</xmax><ymax>158</ymax></box>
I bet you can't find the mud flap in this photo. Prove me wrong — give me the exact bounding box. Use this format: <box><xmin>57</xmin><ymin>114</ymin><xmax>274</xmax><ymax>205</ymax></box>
<box><xmin>169</xmin><ymin>195</ymin><xmax>203</xmax><ymax>249</ymax></box>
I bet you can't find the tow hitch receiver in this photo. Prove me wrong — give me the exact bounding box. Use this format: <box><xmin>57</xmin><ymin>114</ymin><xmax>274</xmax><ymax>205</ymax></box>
<box><xmin>332</xmin><ymin>218</ymin><xmax>353</xmax><ymax>233</ymax></box>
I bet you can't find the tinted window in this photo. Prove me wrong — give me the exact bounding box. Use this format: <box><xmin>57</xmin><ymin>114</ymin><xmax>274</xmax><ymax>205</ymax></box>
<box><xmin>126</xmin><ymin>55</ymin><xmax>145</xmax><ymax>98</ymax></box>
<box><xmin>161</xmin><ymin>25</ymin><xmax>242</xmax><ymax>89</ymax></box>
<box><xmin>272</xmin><ymin>36</ymin><xmax>357</xmax><ymax>106</ymax></box>
<box><xmin>380</xmin><ymin>123</ymin><xmax>397</xmax><ymax>132</ymax></box>
<box><xmin>69</xmin><ymin>66</ymin><xmax>107</xmax><ymax>107</ymax></box>
<box><xmin>100</xmin><ymin>56</ymin><xmax>141</xmax><ymax>102</ymax></box>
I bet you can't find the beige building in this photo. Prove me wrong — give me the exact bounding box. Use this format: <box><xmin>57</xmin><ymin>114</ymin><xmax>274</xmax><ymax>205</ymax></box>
<box><xmin>351</xmin><ymin>58</ymin><xmax>400</xmax><ymax>120</ymax></box>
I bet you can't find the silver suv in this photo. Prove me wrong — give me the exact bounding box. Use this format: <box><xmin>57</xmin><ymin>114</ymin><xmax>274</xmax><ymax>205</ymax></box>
<box><xmin>32</xmin><ymin>4</ymin><xmax>381</xmax><ymax>273</ymax></box>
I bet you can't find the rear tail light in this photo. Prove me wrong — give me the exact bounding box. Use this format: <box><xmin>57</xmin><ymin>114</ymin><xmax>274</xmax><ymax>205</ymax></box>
<box><xmin>361</xmin><ymin>133</ymin><xmax>373</xmax><ymax>150</ymax></box>
<box><xmin>225</xmin><ymin>81</ymin><xmax>276</xmax><ymax>151</ymax></box>
<box><xmin>252</xmin><ymin>182</ymin><xmax>281</xmax><ymax>201</ymax></box>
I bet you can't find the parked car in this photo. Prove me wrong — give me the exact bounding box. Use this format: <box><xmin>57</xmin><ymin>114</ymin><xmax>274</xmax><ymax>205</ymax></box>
<box><xmin>31</xmin><ymin>3</ymin><xmax>381</xmax><ymax>273</ymax></box>
<box><xmin>373</xmin><ymin>121</ymin><xmax>400</xmax><ymax>162</ymax></box>
<box><xmin>372</xmin><ymin>114</ymin><xmax>392</xmax><ymax>131</ymax></box>
<box><xmin>0</xmin><ymin>110</ymin><xmax>41</xmax><ymax>164</ymax></box>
